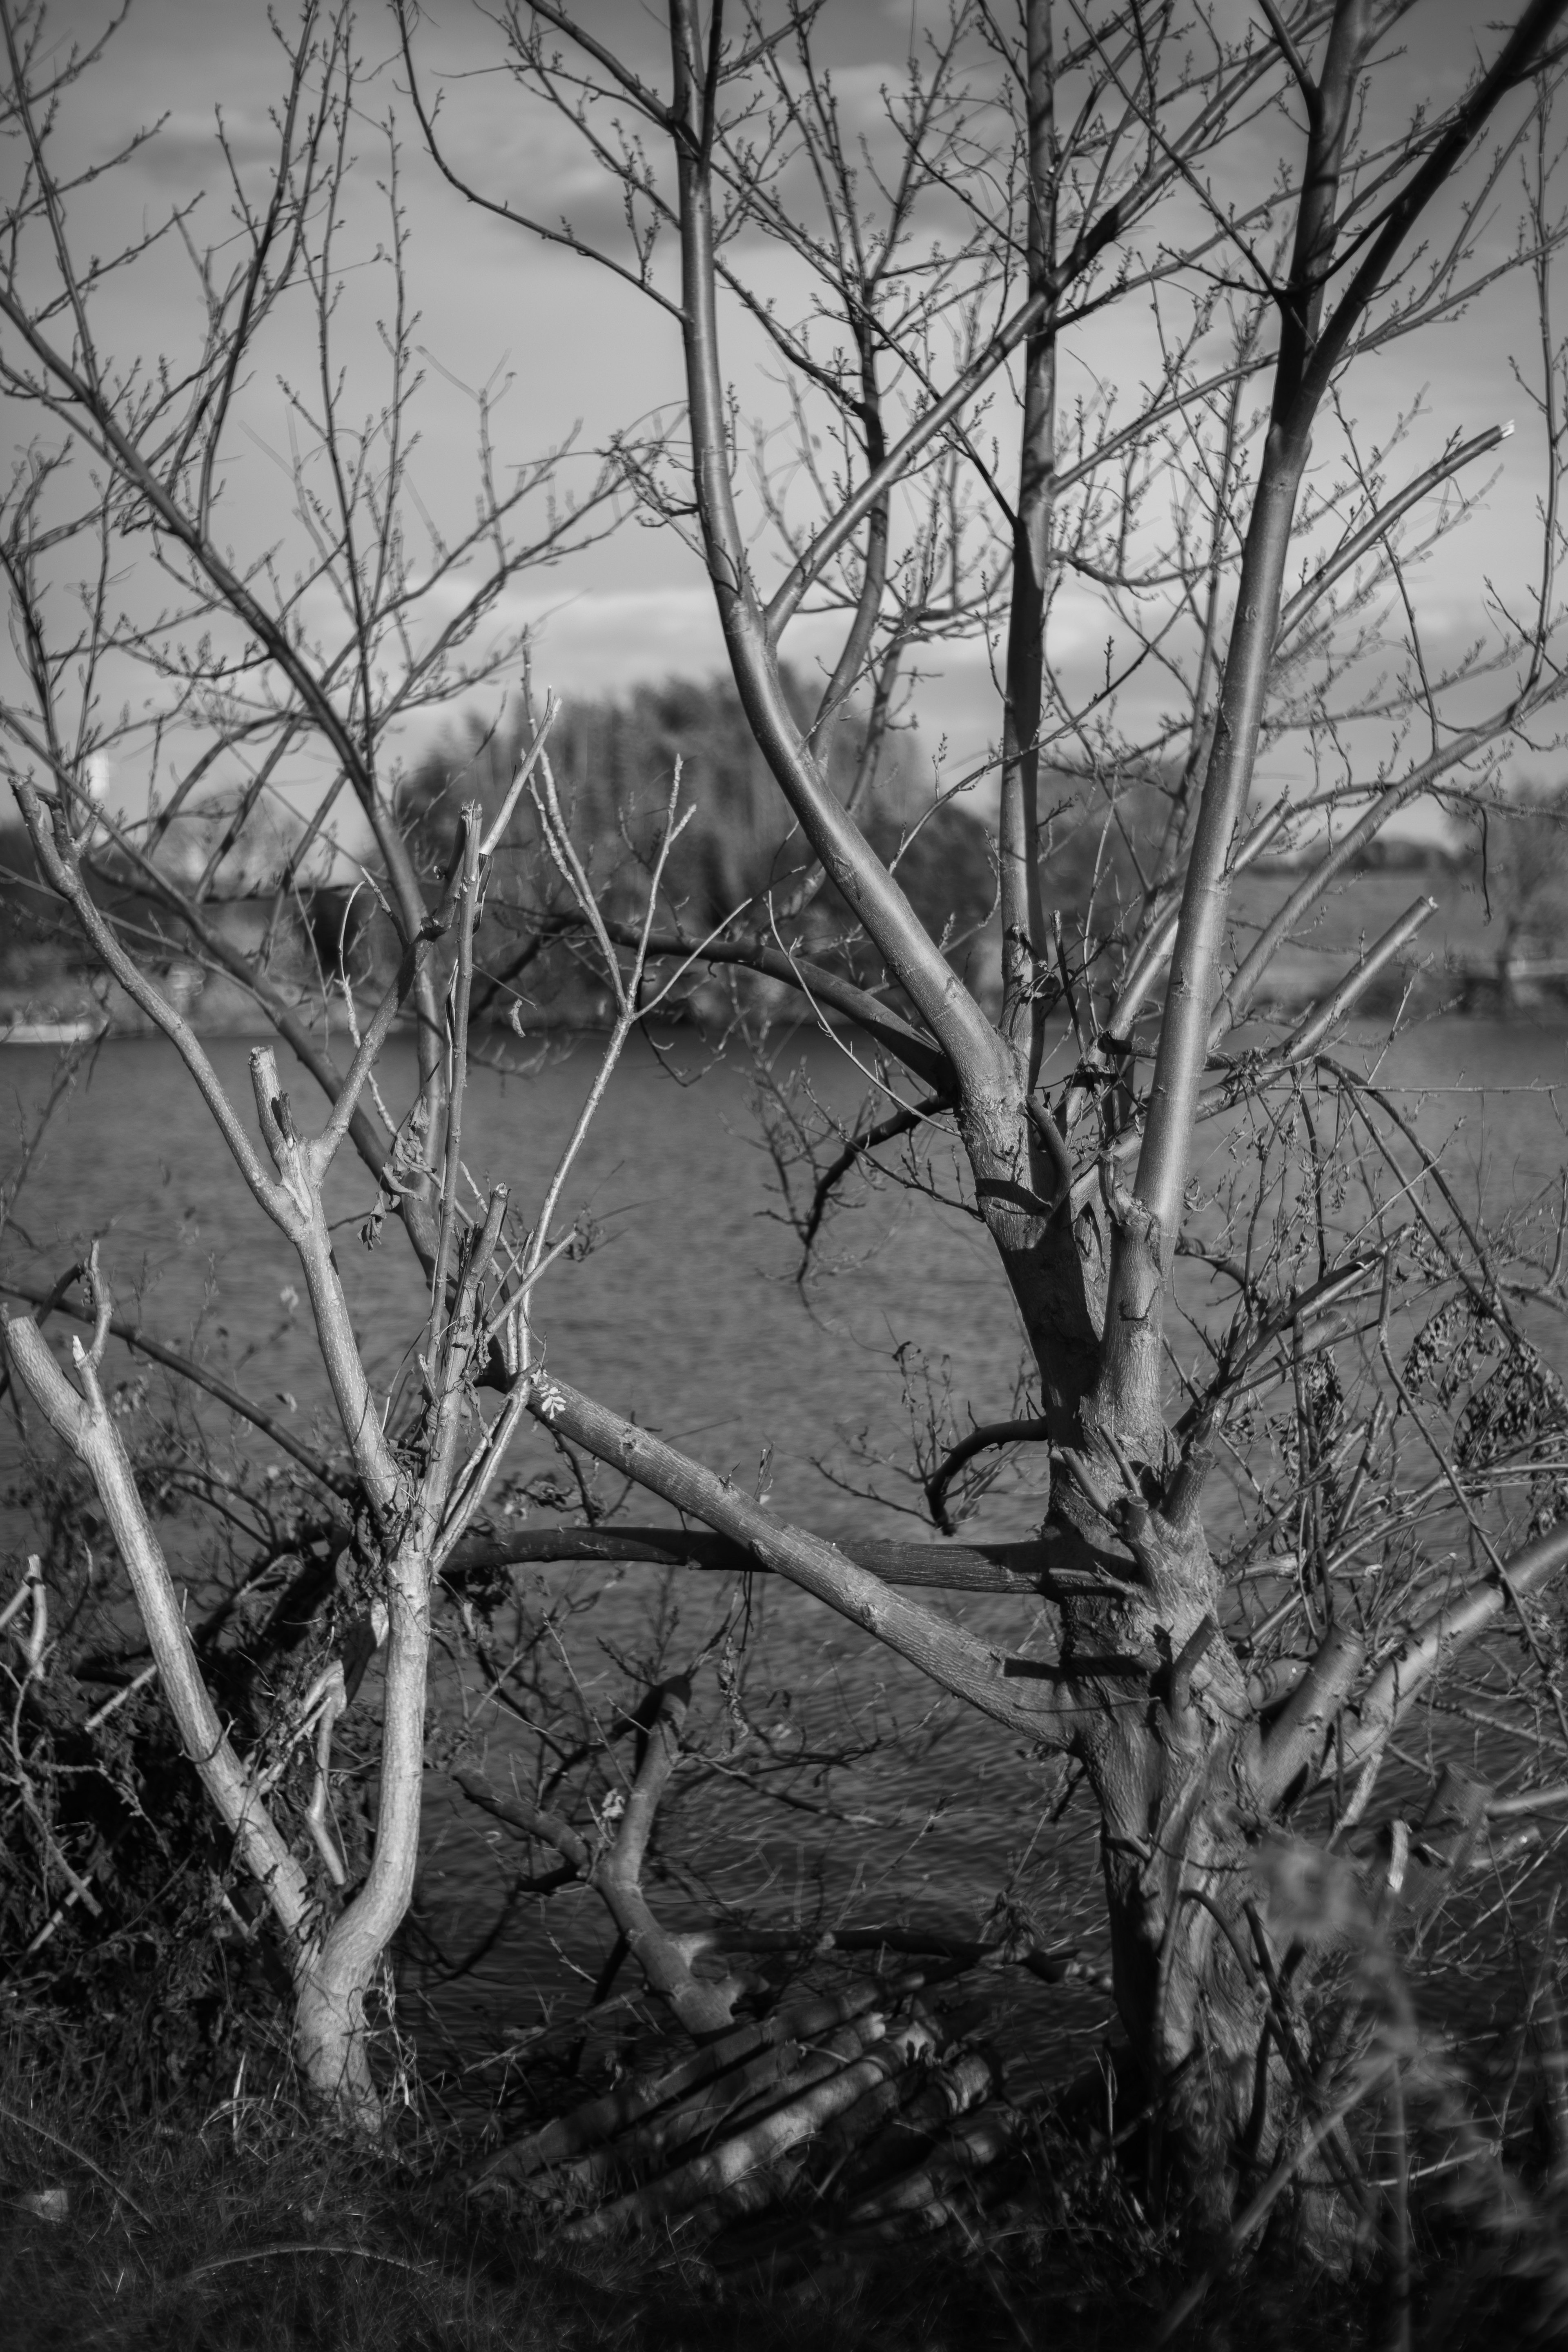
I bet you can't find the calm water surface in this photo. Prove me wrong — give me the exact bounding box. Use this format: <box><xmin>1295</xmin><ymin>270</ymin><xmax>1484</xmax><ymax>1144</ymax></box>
<box><xmin>5</xmin><ymin>1016</ymin><xmax>1567</xmax><ymax>2080</ymax></box>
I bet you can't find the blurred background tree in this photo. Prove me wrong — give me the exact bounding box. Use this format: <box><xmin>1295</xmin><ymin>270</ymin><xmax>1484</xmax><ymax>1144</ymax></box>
<box><xmin>399</xmin><ymin>672</ymin><xmax>1000</xmax><ymax>1027</ymax></box>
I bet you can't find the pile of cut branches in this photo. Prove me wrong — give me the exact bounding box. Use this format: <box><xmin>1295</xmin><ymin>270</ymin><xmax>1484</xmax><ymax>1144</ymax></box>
<box><xmin>471</xmin><ymin>1971</ymin><xmax>1041</xmax><ymax>2263</ymax></box>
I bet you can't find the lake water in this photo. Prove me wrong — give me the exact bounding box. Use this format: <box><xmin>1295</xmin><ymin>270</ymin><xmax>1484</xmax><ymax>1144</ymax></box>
<box><xmin>5</xmin><ymin>1014</ymin><xmax>1568</xmax><ymax>2091</ymax></box>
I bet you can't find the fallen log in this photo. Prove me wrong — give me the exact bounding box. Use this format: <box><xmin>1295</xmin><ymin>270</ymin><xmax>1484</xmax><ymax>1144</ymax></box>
<box><xmin>564</xmin><ymin>2030</ymin><xmax>906</xmax><ymax>2241</ymax></box>
<box><xmin>816</xmin><ymin>2045</ymin><xmax>999</xmax><ymax>2202</ymax></box>
<box><xmin>443</xmin><ymin>1524</ymin><xmax>1125</xmax><ymax>1600</ymax></box>
<box><xmin>474</xmin><ymin>1978</ymin><xmax>886</xmax><ymax>2187</ymax></box>
<box><xmin>554</xmin><ymin>2011</ymin><xmax>891</xmax><ymax>2199</ymax></box>
<box><xmin>839</xmin><ymin>2098</ymin><xmax>1031</xmax><ymax>2232</ymax></box>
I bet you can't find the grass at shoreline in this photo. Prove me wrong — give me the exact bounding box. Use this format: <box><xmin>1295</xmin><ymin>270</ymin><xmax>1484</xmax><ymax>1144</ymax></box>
<box><xmin>9</xmin><ymin>2025</ymin><xmax>1568</xmax><ymax>2352</ymax></box>
<box><xmin>0</xmin><ymin>2068</ymin><xmax>705</xmax><ymax>2352</ymax></box>
<box><xmin>0</xmin><ymin>2041</ymin><xmax>1384</xmax><ymax>2352</ymax></box>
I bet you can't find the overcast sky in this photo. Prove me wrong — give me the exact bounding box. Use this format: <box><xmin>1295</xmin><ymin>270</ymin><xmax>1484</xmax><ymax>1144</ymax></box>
<box><xmin>11</xmin><ymin>0</ymin><xmax>1564</xmax><ymax>829</ymax></box>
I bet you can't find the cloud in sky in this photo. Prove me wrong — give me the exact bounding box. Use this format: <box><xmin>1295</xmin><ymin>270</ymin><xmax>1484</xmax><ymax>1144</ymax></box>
<box><xmin>9</xmin><ymin>0</ymin><xmax>1562</xmax><ymax>827</ymax></box>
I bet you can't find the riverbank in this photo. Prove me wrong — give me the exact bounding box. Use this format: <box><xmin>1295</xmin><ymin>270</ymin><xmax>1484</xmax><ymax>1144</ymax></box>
<box><xmin>6</xmin><ymin>1004</ymin><xmax>1568</xmax><ymax>2350</ymax></box>
<box><xmin>0</xmin><ymin>2031</ymin><xmax>1387</xmax><ymax>2352</ymax></box>
<box><xmin>9</xmin><ymin>2007</ymin><xmax>1566</xmax><ymax>2352</ymax></box>
<box><xmin>0</xmin><ymin>848</ymin><xmax>1540</xmax><ymax>1045</ymax></box>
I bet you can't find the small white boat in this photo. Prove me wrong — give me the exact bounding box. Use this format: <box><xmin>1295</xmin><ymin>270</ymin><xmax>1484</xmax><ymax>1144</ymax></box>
<box><xmin>0</xmin><ymin>1013</ymin><xmax>109</xmax><ymax>1047</ymax></box>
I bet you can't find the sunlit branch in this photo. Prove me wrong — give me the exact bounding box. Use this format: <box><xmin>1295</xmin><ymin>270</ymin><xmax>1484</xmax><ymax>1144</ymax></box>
<box><xmin>1337</xmin><ymin>1519</ymin><xmax>1568</xmax><ymax>1774</ymax></box>
<box><xmin>524</xmin><ymin>1369</ymin><xmax>1090</xmax><ymax>1746</ymax></box>
<box><xmin>1274</xmin><ymin>421</ymin><xmax>1512</xmax><ymax>648</ymax></box>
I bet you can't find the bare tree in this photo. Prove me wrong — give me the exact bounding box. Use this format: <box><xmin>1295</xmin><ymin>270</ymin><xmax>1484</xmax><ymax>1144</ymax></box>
<box><xmin>390</xmin><ymin>0</ymin><xmax>1568</xmax><ymax>2235</ymax></box>
<box><xmin>1477</xmin><ymin>780</ymin><xmax>1568</xmax><ymax>1001</ymax></box>
<box><xmin>7</xmin><ymin>0</ymin><xmax>1568</xmax><ymax>2283</ymax></box>
<box><xmin>0</xmin><ymin>0</ymin><xmax>633</xmax><ymax>2111</ymax></box>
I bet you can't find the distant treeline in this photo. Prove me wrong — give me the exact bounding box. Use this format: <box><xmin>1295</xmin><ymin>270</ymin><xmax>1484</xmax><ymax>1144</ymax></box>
<box><xmin>0</xmin><ymin>675</ymin><xmax>1001</xmax><ymax>1026</ymax></box>
<box><xmin>0</xmin><ymin>677</ymin><xmax>1499</xmax><ymax>1031</ymax></box>
<box><xmin>398</xmin><ymin>671</ymin><xmax>1001</xmax><ymax>1022</ymax></box>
